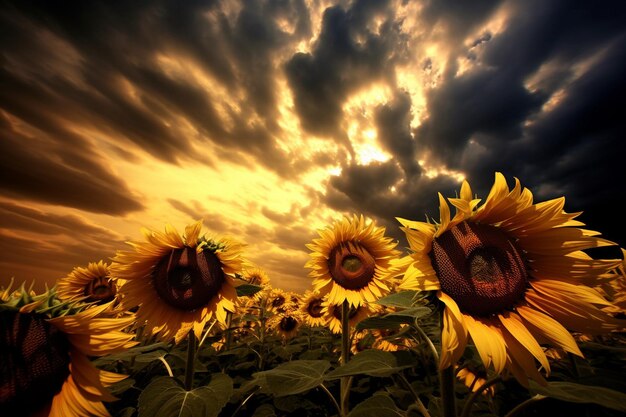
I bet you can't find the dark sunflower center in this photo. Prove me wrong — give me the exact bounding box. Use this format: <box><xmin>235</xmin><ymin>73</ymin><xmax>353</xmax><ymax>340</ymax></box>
<box><xmin>328</xmin><ymin>243</ymin><xmax>376</xmax><ymax>290</ymax></box>
<box><xmin>152</xmin><ymin>246</ymin><xmax>225</xmax><ymax>311</ymax></box>
<box><xmin>271</xmin><ymin>295</ymin><xmax>286</xmax><ymax>308</ymax></box>
<box><xmin>248</xmin><ymin>275</ymin><xmax>261</xmax><ymax>285</ymax></box>
<box><xmin>377</xmin><ymin>327</ymin><xmax>400</xmax><ymax>338</ymax></box>
<box><xmin>0</xmin><ymin>311</ymin><xmax>71</xmax><ymax>416</ymax></box>
<box><xmin>84</xmin><ymin>276</ymin><xmax>116</xmax><ymax>303</ymax></box>
<box><xmin>307</xmin><ymin>299</ymin><xmax>324</xmax><ymax>318</ymax></box>
<box><xmin>279</xmin><ymin>316</ymin><xmax>298</xmax><ymax>332</ymax></box>
<box><xmin>429</xmin><ymin>221</ymin><xmax>528</xmax><ymax>316</ymax></box>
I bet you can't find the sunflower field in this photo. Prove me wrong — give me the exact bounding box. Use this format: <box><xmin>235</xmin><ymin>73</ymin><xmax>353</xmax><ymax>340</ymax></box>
<box><xmin>2</xmin><ymin>172</ymin><xmax>626</xmax><ymax>417</ymax></box>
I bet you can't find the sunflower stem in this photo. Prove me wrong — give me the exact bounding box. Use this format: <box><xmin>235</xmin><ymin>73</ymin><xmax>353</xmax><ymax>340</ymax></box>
<box><xmin>258</xmin><ymin>297</ymin><xmax>267</xmax><ymax>370</ymax></box>
<box><xmin>459</xmin><ymin>376</ymin><xmax>501</xmax><ymax>417</ymax></box>
<box><xmin>414</xmin><ymin>318</ymin><xmax>439</xmax><ymax>364</ymax></box>
<box><xmin>225</xmin><ymin>311</ymin><xmax>233</xmax><ymax>351</ymax></box>
<box><xmin>440</xmin><ymin>366</ymin><xmax>457</xmax><ymax>417</ymax></box>
<box><xmin>319</xmin><ymin>383</ymin><xmax>342</xmax><ymax>416</ymax></box>
<box><xmin>184</xmin><ymin>332</ymin><xmax>197</xmax><ymax>391</ymax></box>
<box><xmin>340</xmin><ymin>300</ymin><xmax>352</xmax><ymax>417</ymax></box>
<box><xmin>396</xmin><ymin>374</ymin><xmax>432</xmax><ymax>417</ymax></box>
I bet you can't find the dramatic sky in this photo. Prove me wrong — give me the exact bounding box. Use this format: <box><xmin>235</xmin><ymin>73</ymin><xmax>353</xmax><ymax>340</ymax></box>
<box><xmin>1</xmin><ymin>0</ymin><xmax>625</xmax><ymax>293</ymax></box>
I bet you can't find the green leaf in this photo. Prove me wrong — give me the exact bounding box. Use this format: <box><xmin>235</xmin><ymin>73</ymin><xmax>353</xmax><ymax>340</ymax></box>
<box><xmin>375</xmin><ymin>291</ymin><xmax>419</xmax><ymax>308</ymax></box>
<box><xmin>138</xmin><ymin>374</ymin><xmax>233</xmax><ymax>417</ymax></box>
<box><xmin>325</xmin><ymin>350</ymin><xmax>415</xmax><ymax>379</ymax></box>
<box><xmin>236</xmin><ymin>283</ymin><xmax>264</xmax><ymax>297</ymax></box>
<box><xmin>356</xmin><ymin>315</ymin><xmax>413</xmax><ymax>330</ymax></box>
<box><xmin>385</xmin><ymin>307</ymin><xmax>431</xmax><ymax>320</ymax></box>
<box><xmin>529</xmin><ymin>380</ymin><xmax>626</xmax><ymax>412</ymax></box>
<box><xmin>348</xmin><ymin>393</ymin><xmax>407</xmax><ymax>417</ymax></box>
<box><xmin>252</xmin><ymin>360</ymin><xmax>331</xmax><ymax>397</ymax></box>
<box><xmin>93</xmin><ymin>342</ymin><xmax>169</xmax><ymax>364</ymax></box>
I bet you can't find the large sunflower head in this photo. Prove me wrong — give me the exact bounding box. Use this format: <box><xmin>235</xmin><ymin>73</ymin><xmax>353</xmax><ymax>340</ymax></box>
<box><xmin>306</xmin><ymin>215</ymin><xmax>400</xmax><ymax>308</ymax></box>
<box><xmin>0</xmin><ymin>297</ymin><xmax>136</xmax><ymax>417</ymax></box>
<box><xmin>398</xmin><ymin>172</ymin><xmax>622</xmax><ymax>386</ymax></box>
<box><xmin>57</xmin><ymin>260</ymin><xmax>119</xmax><ymax>305</ymax></box>
<box><xmin>112</xmin><ymin>220</ymin><xmax>245</xmax><ymax>344</ymax></box>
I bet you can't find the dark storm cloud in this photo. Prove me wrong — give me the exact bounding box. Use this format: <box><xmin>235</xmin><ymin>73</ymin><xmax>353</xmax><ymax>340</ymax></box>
<box><xmin>0</xmin><ymin>0</ymin><xmax>315</xmax><ymax>198</ymax></box>
<box><xmin>375</xmin><ymin>91</ymin><xmax>421</xmax><ymax>178</ymax></box>
<box><xmin>0</xmin><ymin>201</ymin><xmax>122</xmax><ymax>240</ymax></box>
<box><xmin>0</xmin><ymin>202</ymin><xmax>127</xmax><ymax>287</ymax></box>
<box><xmin>0</xmin><ymin>112</ymin><xmax>145</xmax><ymax>215</ymax></box>
<box><xmin>323</xmin><ymin>0</ymin><xmax>626</xmax><ymax>249</ymax></box>
<box><xmin>285</xmin><ymin>0</ymin><xmax>408</xmax><ymax>138</ymax></box>
<box><xmin>166</xmin><ymin>198</ymin><xmax>238</xmax><ymax>235</ymax></box>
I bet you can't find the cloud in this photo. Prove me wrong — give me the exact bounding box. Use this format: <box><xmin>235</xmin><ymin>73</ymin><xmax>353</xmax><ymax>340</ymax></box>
<box><xmin>0</xmin><ymin>112</ymin><xmax>145</xmax><ymax>215</ymax></box>
<box><xmin>285</xmin><ymin>0</ymin><xmax>407</xmax><ymax>138</ymax></box>
<box><xmin>0</xmin><ymin>201</ymin><xmax>126</xmax><ymax>288</ymax></box>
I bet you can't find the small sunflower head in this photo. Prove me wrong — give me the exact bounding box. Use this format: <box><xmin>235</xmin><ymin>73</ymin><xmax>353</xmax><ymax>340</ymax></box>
<box><xmin>268</xmin><ymin>310</ymin><xmax>303</xmax><ymax>339</ymax></box>
<box><xmin>306</xmin><ymin>215</ymin><xmax>400</xmax><ymax>307</ymax></box>
<box><xmin>322</xmin><ymin>301</ymin><xmax>372</xmax><ymax>334</ymax></box>
<box><xmin>456</xmin><ymin>364</ymin><xmax>495</xmax><ymax>396</ymax></box>
<box><xmin>57</xmin><ymin>260</ymin><xmax>118</xmax><ymax>305</ymax></box>
<box><xmin>300</xmin><ymin>291</ymin><xmax>326</xmax><ymax>327</ymax></box>
<box><xmin>243</xmin><ymin>267</ymin><xmax>270</xmax><ymax>287</ymax></box>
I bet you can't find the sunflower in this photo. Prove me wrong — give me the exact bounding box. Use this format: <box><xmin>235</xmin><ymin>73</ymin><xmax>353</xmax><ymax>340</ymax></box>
<box><xmin>371</xmin><ymin>324</ymin><xmax>416</xmax><ymax>352</ymax></box>
<box><xmin>267</xmin><ymin>310</ymin><xmax>304</xmax><ymax>340</ymax></box>
<box><xmin>0</xmin><ymin>302</ymin><xmax>136</xmax><ymax>417</ymax></box>
<box><xmin>351</xmin><ymin>330</ymin><xmax>374</xmax><ymax>354</ymax></box>
<box><xmin>398</xmin><ymin>172</ymin><xmax>621</xmax><ymax>386</ymax></box>
<box><xmin>112</xmin><ymin>220</ymin><xmax>244</xmax><ymax>344</ymax></box>
<box><xmin>267</xmin><ymin>288</ymin><xmax>297</xmax><ymax>313</ymax></box>
<box><xmin>306</xmin><ymin>215</ymin><xmax>400</xmax><ymax>307</ymax></box>
<box><xmin>57</xmin><ymin>260</ymin><xmax>119</xmax><ymax>305</ymax></box>
<box><xmin>322</xmin><ymin>301</ymin><xmax>373</xmax><ymax>334</ymax></box>
<box><xmin>242</xmin><ymin>266</ymin><xmax>270</xmax><ymax>287</ymax></box>
<box><xmin>597</xmin><ymin>248</ymin><xmax>626</xmax><ymax>318</ymax></box>
<box><xmin>455</xmin><ymin>365</ymin><xmax>495</xmax><ymax>396</ymax></box>
<box><xmin>300</xmin><ymin>290</ymin><xmax>326</xmax><ymax>327</ymax></box>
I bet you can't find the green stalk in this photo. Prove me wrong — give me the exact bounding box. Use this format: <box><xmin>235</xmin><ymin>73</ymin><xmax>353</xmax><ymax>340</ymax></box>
<box><xmin>184</xmin><ymin>332</ymin><xmax>197</xmax><ymax>391</ymax></box>
<box><xmin>396</xmin><ymin>374</ymin><xmax>432</xmax><ymax>417</ymax></box>
<box><xmin>258</xmin><ymin>297</ymin><xmax>267</xmax><ymax>370</ymax></box>
<box><xmin>225</xmin><ymin>311</ymin><xmax>233</xmax><ymax>351</ymax></box>
<box><xmin>340</xmin><ymin>300</ymin><xmax>351</xmax><ymax>417</ymax></box>
<box><xmin>440</xmin><ymin>366</ymin><xmax>457</xmax><ymax>417</ymax></box>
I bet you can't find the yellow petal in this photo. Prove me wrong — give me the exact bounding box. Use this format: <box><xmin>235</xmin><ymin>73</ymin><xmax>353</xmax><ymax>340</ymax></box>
<box><xmin>516</xmin><ymin>305</ymin><xmax>582</xmax><ymax>357</ymax></box>
<box><xmin>498</xmin><ymin>311</ymin><xmax>550</xmax><ymax>373</ymax></box>
<box><xmin>463</xmin><ymin>315</ymin><xmax>507</xmax><ymax>373</ymax></box>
